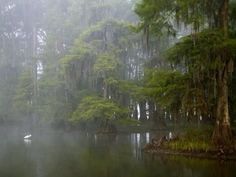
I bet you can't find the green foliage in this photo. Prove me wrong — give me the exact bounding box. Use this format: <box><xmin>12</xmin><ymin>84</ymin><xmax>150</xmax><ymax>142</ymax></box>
<box><xmin>143</xmin><ymin>69</ymin><xmax>187</xmax><ymax>109</ymax></box>
<box><xmin>80</xmin><ymin>20</ymin><xmax>131</xmax><ymax>40</ymax></box>
<box><xmin>135</xmin><ymin>0</ymin><xmax>175</xmax><ymax>36</ymax></box>
<box><xmin>135</xmin><ymin>0</ymin><xmax>220</xmax><ymax>35</ymax></box>
<box><xmin>71</xmin><ymin>96</ymin><xmax>129</xmax><ymax>123</ymax></box>
<box><xmin>117</xmin><ymin>80</ymin><xmax>146</xmax><ymax>101</ymax></box>
<box><xmin>224</xmin><ymin>38</ymin><xmax>236</xmax><ymax>58</ymax></box>
<box><xmin>60</xmin><ymin>42</ymin><xmax>94</xmax><ymax>66</ymax></box>
<box><xmin>94</xmin><ymin>52</ymin><xmax>119</xmax><ymax>76</ymax></box>
<box><xmin>166</xmin><ymin>29</ymin><xmax>236</xmax><ymax>66</ymax></box>
<box><xmin>104</xmin><ymin>77</ymin><xmax>119</xmax><ymax>86</ymax></box>
<box><xmin>230</xmin><ymin>0</ymin><xmax>236</xmax><ymax>32</ymax></box>
<box><xmin>165</xmin><ymin>29</ymin><xmax>236</xmax><ymax>116</ymax></box>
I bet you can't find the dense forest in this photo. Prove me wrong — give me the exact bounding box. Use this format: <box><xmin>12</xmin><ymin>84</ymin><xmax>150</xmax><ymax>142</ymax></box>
<box><xmin>0</xmin><ymin>0</ymin><xmax>236</xmax><ymax>150</ymax></box>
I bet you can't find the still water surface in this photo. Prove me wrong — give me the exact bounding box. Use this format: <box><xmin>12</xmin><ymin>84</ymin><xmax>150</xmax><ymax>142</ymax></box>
<box><xmin>0</xmin><ymin>126</ymin><xmax>235</xmax><ymax>177</ymax></box>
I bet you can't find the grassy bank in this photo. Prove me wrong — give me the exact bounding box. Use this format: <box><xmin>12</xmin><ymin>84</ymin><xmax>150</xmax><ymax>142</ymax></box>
<box><xmin>144</xmin><ymin>126</ymin><xmax>236</xmax><ymax>160</ymax></box>
<box><xmin>163</xmin><ymin>128</ymin><xmax>214</xmax><ymax>152</ymax></box>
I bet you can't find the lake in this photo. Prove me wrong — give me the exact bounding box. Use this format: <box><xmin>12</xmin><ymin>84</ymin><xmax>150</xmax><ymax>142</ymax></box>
<box><xmin>0</xmin><ymin>125</ymin><xmax>235</xmax><ymax>177</ymax></box>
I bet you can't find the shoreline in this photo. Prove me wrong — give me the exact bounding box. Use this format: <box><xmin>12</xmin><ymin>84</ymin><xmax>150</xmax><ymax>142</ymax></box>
<box><xmin>143</xmin><ymin>135</ymin><xmax>236</xmax><ymax>161</ymax></box>
<box><xmin>144</xmin><ymin>148</ymin><xmax>236</xmax><ymax>161</ymax></box>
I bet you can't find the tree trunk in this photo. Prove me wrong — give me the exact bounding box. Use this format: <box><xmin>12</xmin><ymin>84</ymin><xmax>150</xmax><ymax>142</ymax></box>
<box><xmin>148</xmin><ymin>101</ymin><xmax>155</xmax><ymax>121</ymax></box>
<box><xmin>212</xmin><ymin>62</ymin><xmax>233</xmax><ymax>148</ymax></box>
<box><xmin>133</xmin><ymin>103</ymin><xmax>138</xmax><ymax>120</ymax></box>
<box><xmin>212</xmin><ymin>0</ymin><xmax>233</xmax><ymax>149</ymax></box>
<box><xmin>219</xmin><ymin>0</ymin><xmax>229</xmax><ymax>38</ymax></box>
<box><xmin>139</xmin><ymin>101</ymin><xmax>147</xmax><ymax>122</ymax></box>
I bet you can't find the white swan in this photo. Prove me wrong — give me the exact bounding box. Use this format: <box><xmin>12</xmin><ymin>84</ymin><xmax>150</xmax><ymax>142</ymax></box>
<box><xmin>24</xmin><ymin>134</ymin><xmax>32</xmax><ymax>139</ymax></box>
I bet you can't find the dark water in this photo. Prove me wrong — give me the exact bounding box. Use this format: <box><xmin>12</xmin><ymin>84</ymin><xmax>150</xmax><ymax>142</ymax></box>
<box><xmin>0</xmin><ymin>126</ymin><xmax>235</xmax><ymax>177</ymax></box>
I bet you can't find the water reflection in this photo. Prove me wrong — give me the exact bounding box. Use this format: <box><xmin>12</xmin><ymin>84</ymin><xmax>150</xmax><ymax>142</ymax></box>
<box><xmin>146</xmin><ymin>132</ymin><xmax>150</xmax><ymax>144</ymax></box>
<box><xmin>94</xmin><ymin>134</ymin><xmax>97</xmax><ymax>144</ymax></box>
<box><xmin>24</xmin><ymin>139</ymin><xmax>32</xmax><ymax>145</ymax></box>
<box><xmin>0</xmin><ymin>127</ymin><xmax>235</xmax><ymax>177</ymax></box>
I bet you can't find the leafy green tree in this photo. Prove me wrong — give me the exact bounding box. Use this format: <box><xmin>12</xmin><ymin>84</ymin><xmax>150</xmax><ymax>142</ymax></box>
<box><xmin>71</xmin><ymin>96</ymin><xmax>128</xmax><ymax>132</ymax></box>
<box><xmin>94</xmin><ymin>52</ymin><xmax>120</xmax><ymax>98</ymax></box>
<box><xmin>143</xmin><ymin>69</ymin><xmax>187</xmax><ymax>120</ymax></box>
<box><xmin>60</xmin><ymin>20</ymin><xmax>145</xmax><ymax>122</ymax></box>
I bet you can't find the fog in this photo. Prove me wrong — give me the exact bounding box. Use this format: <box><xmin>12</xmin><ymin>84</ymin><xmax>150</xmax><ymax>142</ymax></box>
<box><xmin>0</xmin><ymin>0</ymin><xmax>139</xmax><ymax>125</ymax></box>
<box><xmin>0</xmin><ymin>0</ymin><xmax>191</xmax><ymax>129</ymax></box>
<box><xmin>0</xmin><ymin>0</ymin><xmax>236</xmax><ymax>176</ymax></box>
